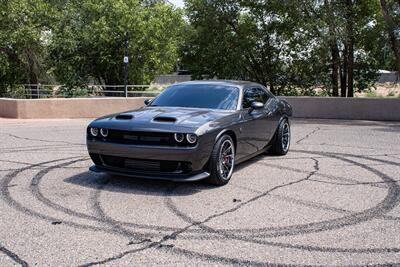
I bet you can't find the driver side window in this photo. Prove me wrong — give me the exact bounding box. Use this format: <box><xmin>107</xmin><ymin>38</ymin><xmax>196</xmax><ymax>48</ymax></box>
<box><xmin>242</xmin><ymin>87</ymin><xmax>270</xmax><ymax>109</ymax></box>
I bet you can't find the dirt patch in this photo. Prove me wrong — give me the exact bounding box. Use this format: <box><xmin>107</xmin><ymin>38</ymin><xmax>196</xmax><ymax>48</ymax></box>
<box><xmin>356</xmin><ymin>83</ymin><xmax>400</xmax><ymax>98</ymax></box>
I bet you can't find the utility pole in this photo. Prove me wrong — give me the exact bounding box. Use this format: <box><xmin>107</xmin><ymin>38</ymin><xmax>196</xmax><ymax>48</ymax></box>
<box><xmin>123</xmin><ymin>32</ymin><xmax>129</xmax><ymax>98</ymax></box>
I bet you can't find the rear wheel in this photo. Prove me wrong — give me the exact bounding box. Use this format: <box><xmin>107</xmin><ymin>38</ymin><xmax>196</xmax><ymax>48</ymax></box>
<box><xmin>270</xmin><ymin>119</ymin><xmax>291</xmax><ymax>156</ymax></box>
<box><xmin>206</xmin><ymin>135</ymin><xmax>235</xmax><ymax>186</ymax></box>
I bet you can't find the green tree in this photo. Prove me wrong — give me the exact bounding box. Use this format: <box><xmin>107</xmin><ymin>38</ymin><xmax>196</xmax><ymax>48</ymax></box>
<box><xmin>379</xmin><ymin>0</ymin><xmax>400</xmax><ymax>76</ymax></box>
<box><xmin>0</xmin><ymin>0</ymin><xmax>55</xmax><ymax>96</ymax></box>
<box><xmin>182</xmin><ymin>0</ymin><xmax>384</xmax><ymax>96</ymax></box>
<box><xmin>48</xmin><ymin>0</ymin><xmax>185</xmax><ymax>88</ymax></box>
<box><xmin>182</xmin><ymin>0</ymin><xmax>306</xmax><ymax>95</ymax></box>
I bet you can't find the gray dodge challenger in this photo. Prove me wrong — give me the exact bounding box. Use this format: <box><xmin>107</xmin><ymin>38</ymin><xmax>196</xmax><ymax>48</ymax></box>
<box><xmin>87</xmin><ymin>80</ymin><xmax>292</xmax><ymax>185</ymax></box>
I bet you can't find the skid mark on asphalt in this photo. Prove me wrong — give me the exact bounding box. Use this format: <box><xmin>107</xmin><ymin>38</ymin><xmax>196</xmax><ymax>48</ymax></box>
<box><xmin>255</xmin><ymin>161</ymin><xmax>387</xmax><ymax>189</ymax></box>
<box><xmin>79</xmin><ymin>158</ymin><xmax>321</xmax><ymax>266</ymax></box>
<box><xmin>83</xmin><ymin>151</ymin><xmax>400</xmax><ymax>265</ymax></box>
<box><xmin>0</xmin><ymin>243</ymin><xmax>29</xmax><ymax>267</ymax></box>
<box><xmin>0</xmin><ymin>158</ymin><xmax>156</xmax><ymax>243</ymax></box>
<box><xmin>161</xmin><ymin>152</ymin><xmax>400</xmax><ymax>252</ymax></box>
<box><xmin>1</xmin><ymin>147</ymin><xmax>400</xmax><ymax>265</ymax></box>
<box><xmin>28</xmin><ymin>162</ymin><xmax>195</xmax><ymax>233</ymax></box>
<box><xmin>0</xmin><ymin>132</ymin><xmax>84</xmax><ymax>146</ymax></box>
<box><xmin>88</xmin><ymin>178</ymin><xmax>153</xmax><ymax>240</ymax></box>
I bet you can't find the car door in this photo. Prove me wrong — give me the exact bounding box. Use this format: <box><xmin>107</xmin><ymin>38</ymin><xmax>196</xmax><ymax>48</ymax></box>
<box><xmin>262</xmin><ymin>89</ymin><xmax>281</xmax><ymax>143</ymax></box>
<box><xmin>252</xmin><ymin>87</ymin><xmax>277</xmax><ymax>148</ymax></box>
<box><xmin>237</xmin><ymin>87</ymin><xmax>271</xmax><ymax>158</ymax></box>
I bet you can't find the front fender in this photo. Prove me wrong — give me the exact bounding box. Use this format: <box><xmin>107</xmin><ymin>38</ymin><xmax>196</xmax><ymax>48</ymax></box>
<box><xmin>278</xmin><ymin>98</ymin><xmax>293</xmax><ymax>117</ymax></box>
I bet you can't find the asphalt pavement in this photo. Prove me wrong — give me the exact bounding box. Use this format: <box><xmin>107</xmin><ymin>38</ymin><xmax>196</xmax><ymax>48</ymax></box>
<box><xmin>0</xmin><ymin>118</ymin><xmax>399</xmax><ymax>266</ymax></box>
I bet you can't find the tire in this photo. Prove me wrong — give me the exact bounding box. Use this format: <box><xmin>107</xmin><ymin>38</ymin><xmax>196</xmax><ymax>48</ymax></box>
<box><xmin>270</xmin><ymin>119</ymin><xmax>291</xmax><ymax>156</ymax></box>
<box><xmin>206</xmin><ymin>135</ymin><xmax>235</xmax><ymax>186</ymax></box>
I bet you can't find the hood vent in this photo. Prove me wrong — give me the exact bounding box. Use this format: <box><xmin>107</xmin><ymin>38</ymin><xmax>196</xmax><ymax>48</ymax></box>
<box><xmin>153</xmin><ymin>116</ymin><xmax>177</xmax><ymax>123</ymax></box>
<box><xmin>115</xmin><ymin>114</ymin><xmax>133</xmax><ymax>120</ymax></box>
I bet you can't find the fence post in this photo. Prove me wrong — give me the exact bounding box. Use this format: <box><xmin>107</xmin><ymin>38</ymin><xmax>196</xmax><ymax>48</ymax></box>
<box><xmin>124</xmin><ymin>32</ymin><xmax>129</xmax><ymax>98</ymax></box>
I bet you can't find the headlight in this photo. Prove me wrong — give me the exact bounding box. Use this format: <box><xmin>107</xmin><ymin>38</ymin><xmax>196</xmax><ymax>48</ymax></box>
<box><xmin>90</xmin><ymin>128</ymin><xmax>99</xmax><ymax>137</ymax></box>
<box><xmin>174</xmin><ymin>133</ymin><xmax>185</xmax><ymax>143</ymax></box>
<box><xmin>186</xmin><ymin>133</ymin><xmax>198</xmax><ymax>144</ymax></box>
<box><xmin>100</xmin><ymin>128</ymin><xmax>109</xmax><ymax>138</ymax></box>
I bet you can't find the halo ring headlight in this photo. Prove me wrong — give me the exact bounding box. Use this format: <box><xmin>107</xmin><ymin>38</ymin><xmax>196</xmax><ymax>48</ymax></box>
<box><xmin>186</xmin><ymin>133</ymin><xmax>198</xmax><ymax>144</ymax></box>
<box><xmin>100</xmin><ymin>128</ymin><xmax>109</xmax><ymax>138</ymax></box>
<box><xmin>90</xmin><ymin>128</ymin><xmax>99</xmax><ymax>137</ymax></box>
<box><xmin>174</xmin><ymin>133</ymin><xmax>185</xmax><ymax>143</ymax></box>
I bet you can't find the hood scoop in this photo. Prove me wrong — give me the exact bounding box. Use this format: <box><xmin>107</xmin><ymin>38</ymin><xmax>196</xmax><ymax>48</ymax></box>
<box><xmin>153</xmin><ymin>116</ymin><xmax>177</xmax><ymax>123</ymax></box>
<box><xmin>115</xmin><ymin>114</ymin><xmax>134</xmax><ymax>120</ymax></box>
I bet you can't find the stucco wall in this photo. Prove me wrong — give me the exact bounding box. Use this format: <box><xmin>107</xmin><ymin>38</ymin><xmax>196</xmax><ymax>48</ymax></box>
<box><xmin>0</xmin><ymin>99</ymin><xmax>19</xmax><ymax>118</ymax></box>
<box><xmin>1</xmin><ymin>97</ymin><xmax>400</xmax><ymax>121</ymax></box>
<box><xmin>282</xmin><ymin>97</ymin><xmax>400</xmax><ymax>121</ymax></box>
<box><xmin>0</xmin><ymin>98</ymin><xmax>147</xmax><ymax>119</ymax></box>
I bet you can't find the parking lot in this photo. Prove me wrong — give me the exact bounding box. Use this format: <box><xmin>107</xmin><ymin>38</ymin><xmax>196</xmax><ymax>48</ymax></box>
<box><xmin>0</xmin><ymin>118</ymin><xmax>399</xmax><ymax>266</ymax></box>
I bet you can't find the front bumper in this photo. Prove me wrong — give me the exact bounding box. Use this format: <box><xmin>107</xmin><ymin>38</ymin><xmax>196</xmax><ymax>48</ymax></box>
<box><xmin>86</xmin><ymin>139</ymin><xmax>213</xmax><ymax>181</ymax></box>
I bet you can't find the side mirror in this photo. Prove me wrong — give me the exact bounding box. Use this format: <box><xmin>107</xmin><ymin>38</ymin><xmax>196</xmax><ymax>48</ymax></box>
<box><xmin>250</xmin><ymin>101</ymin><xmax>264</xmax><ymax>111</ymax></box>
<box><xmin>144</xmin><ymin>99</ymin><xmax>152</xmax><ymax>106</ymax></box>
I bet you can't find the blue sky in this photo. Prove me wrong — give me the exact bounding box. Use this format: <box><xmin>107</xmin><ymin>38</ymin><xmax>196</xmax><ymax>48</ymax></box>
<box><xmin>169</xmin><ymin>0</ymin><xmax>184</xmax><ymax>8</ymax></box>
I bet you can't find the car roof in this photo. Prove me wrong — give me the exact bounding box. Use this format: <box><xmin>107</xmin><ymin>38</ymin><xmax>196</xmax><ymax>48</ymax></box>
<box><xmin>176</xmin><ymin>80</ymin><xmax>264</xmax><ymax>90</ymax></box>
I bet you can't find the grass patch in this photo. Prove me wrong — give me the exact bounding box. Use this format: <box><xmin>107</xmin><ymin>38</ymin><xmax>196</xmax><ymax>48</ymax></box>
<box><xmin>365</xmin><ymin>89</ymin><xmax>378</xmax><ymax>98</ymax></box>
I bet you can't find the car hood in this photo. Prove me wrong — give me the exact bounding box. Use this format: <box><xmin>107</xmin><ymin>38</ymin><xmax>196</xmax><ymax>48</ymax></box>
<box><xmin>89</xmin><ymin>106</ymin><xmax>238</xmax><ymax>133</ymax></box>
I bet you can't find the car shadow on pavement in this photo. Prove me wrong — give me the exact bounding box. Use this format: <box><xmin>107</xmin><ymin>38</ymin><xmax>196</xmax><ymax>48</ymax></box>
<box><xmin>64</xmin><ymin>171</ymin><xmax>210</xmax><ymax>196</ymax></box>
<box><xmin>63</xmin><ymin>154</ymin><xmax>271</xmax><ymax>197</ymax></box>
<box><xmin>372</xmin><ymin>125</ymin><xmax>400</xmax><ymax>133</ymax></box>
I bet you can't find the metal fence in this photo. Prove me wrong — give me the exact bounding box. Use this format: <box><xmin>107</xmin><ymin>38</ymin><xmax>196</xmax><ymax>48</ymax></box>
<box><xmin>6</xmin><ymin>84</ymin><xmax>163</xmax><ymax>99</ymax></box>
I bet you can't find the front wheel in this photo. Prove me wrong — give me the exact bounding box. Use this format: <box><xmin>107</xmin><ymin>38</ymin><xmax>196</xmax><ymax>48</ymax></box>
<box><xmin>206</xmin><ymin>135</ymin><xmax>235</xmax><ymax>186</ymax></box>
<box><xmin>270</xmin><ymin>119</ymin><xmax>291</xmax><ymax>156</ymax></box>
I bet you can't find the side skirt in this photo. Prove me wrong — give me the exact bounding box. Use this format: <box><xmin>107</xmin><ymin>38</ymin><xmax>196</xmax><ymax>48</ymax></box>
<box><xmin>235</xmin><ymin>145</ymin><xmax>271</xmax><ymax>166</ymax></box>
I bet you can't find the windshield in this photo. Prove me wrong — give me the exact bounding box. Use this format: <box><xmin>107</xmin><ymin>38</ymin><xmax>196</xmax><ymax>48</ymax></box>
<box><xmin>150</xmin><ymin>84</ymin><xmax>239</xmax><ymax>110</ymax></box>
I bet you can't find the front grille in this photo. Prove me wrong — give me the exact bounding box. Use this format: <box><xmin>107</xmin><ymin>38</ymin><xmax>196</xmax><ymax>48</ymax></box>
<box><xmin>125</xmin><ymin>159</ymin><xmax>160</xmax><ymax>171</ymax></box>
<box><xmin>108</xmin><ymin>130</ymin><xmax>174</xmax><ymax>146</ymax></box>
<box><xmin>98</xmin><ymin>154</ymin><xmax>191</xmax><ymax>173</ymax></box>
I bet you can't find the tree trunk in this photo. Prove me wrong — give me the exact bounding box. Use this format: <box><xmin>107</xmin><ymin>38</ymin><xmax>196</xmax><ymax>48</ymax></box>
<box><xmin>331</xmin><ymin>42</ymin><xmax>340</xmax><ymax>97</ymax></box>
<box><xmin>269</xmin><ymin>83</ymin><xmax>275</xmax><ymax>95</ymax></box>
<box><xmin>340</xmin><ymin>45</ymin><xmax>348</xmax><ymax>97</ymax></box>
<box><xmin>326</xmin><ymin>0</ymin><xmax>340</xmax><ymax>96</ymax></box>
<box><xmin>380</xmin><ymin>0</ymin><xmax>400</xmax><ymax>76</ymax></box>
<box><xmin>347</xmin><ymin>40</ymin><xmax>354</xmax><ymax>97</ymax></box>
<box><xmin>346</xmin><ymin>0</ymin><xmax>354</xmax><ymax>98</ymax></box>
<box><xmin>27</xmin><ymin>49</ymin><xmax>39</xmax><ymax>99</ymax></box>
